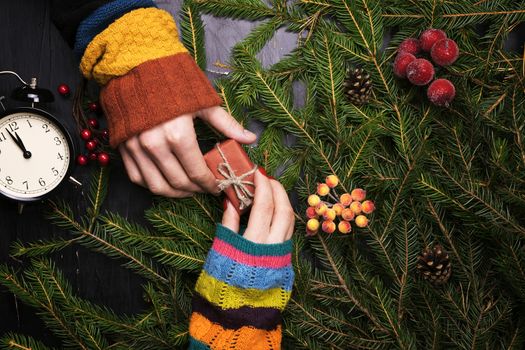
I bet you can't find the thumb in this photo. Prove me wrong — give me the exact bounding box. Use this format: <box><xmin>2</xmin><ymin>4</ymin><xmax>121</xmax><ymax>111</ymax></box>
<box><xmin>221</xmin><ymin>198</ymin><xmax>240</xmax><ymax>233</ymax></box>
<box><xmin>200</xmin><ymin>106</ymin><xmax>257</xmax><ymax>144</ymax></box>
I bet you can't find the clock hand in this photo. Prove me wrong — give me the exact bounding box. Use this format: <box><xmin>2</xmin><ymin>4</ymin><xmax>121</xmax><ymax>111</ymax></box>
<box><xmin>14</xmin><ymin>132</ymin><xmax>32</xmax><ymax>159</ymax></box>
<box><xmin>6</xmin><ymin>129</ymin><xmax>31</xmax><ymax>159</ymax></box>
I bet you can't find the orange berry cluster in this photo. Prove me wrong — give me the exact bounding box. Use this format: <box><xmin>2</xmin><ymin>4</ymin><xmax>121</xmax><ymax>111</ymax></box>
<box><xmin>305</xmin><ymin>175</ymin><xmax>375</xmax><ymax>235</ymax></box>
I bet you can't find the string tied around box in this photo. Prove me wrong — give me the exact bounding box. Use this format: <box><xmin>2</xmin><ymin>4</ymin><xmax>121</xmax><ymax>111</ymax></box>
<box><xmin>215</xmin><ymin>143</ymin><xmax>257</xmax><ymax>210</ymax></box>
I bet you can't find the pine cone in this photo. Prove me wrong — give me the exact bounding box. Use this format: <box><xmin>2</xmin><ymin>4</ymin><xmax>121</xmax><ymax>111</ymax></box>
<box><xmin>343</xmin><ymin>67</ymin><xmax>372</xmax><ymax>105</ymax></box>
<box><xmin>416</xmin><ymin>244</ymin><xmax>451</xmax><ymax>286</ymax></box>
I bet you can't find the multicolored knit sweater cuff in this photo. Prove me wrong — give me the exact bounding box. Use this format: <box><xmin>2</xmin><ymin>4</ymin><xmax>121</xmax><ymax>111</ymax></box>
<box><xmin>74</xmin><ymin>0</ymin><xmax>156</xmax><ymax>58</ymax></box>
<box><xmin>78</xmin><ymin>6</ymin><xmax>221</xmax><ymax>147</ymax></box>
<box><xmin>189</xmin><ymin>224</ymin><xmax>294</xmax><ymax>349</ymax></box>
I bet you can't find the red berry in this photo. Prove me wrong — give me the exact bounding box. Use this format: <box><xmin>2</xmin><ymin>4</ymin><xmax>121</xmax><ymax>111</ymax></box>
<box><xmin>80</xmin><ymin>129</ymin><xmax>92</xmax><ymax>141</ymax></box>
<box><xmin>85</xmin><ymin>139</ymin><xmax>98</xmax><ymax>151</ymax></box>
<box><xmin>419</xmin><ymin>29</ymin><xmax>447</xmax><ymax>52</ymax></box>
<box><xmin>57</xmin><ymin>83</ymin><xmax>70</xmax><ymax>96</ymax></box>
<box><xmin>88</xmin><ymin>152</ymin><xmax>98</xmax><ymax>161</ymax></box>
<box><xmin>398</xmin><ymin>38</ymin><xmax>421</xmax><ymax>55</ymax></box>
<box><xmin>431</xmin><ymin>38</ymin><xmax>459</xmax><ymax>66</ymax></box>
<box><xmin>393</xmin><ymin>52</ymin><xmax>416</xmax><ymax>78</ymax></box>
<box><xmin>87</xmin><ymin>118</ymin><xmax>99</xmax><ymax>129</ymax></box>
<box><xmin>101</xmin><ymin>128</ymin><xmax>110</xmax><ymax>140</ymax></box>
<box><xmin>97</xmin><ymin>152</ymin><xmax>110</xmax><ymax>167</ymax></box>
<box><xmin>88</xmin><ymin>102</ymin><xmax>100</xmax><ymax>113</ymax></box>
<box><xmin>76</xmin><ymin>154</ymin><xmax>88</xmax><ymax>166</ymax></box>
<box><xmin>427</xmin><ymin>79</ymin><xmax>456</xmax><ymax>107</ymax></box>
<box><xmin>406</xmin><ymin>58</ymin><xmax>435</xmax><ymax>86</ymax></box>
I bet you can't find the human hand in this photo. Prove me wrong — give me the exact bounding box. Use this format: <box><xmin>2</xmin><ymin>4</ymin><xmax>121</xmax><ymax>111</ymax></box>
<box><xmin>221</xmin><ymin>169</ymin><xmax>295</xmax><ymax>244</ymax></box>
<box><xmin>118</xmin><ymin>106</ymin><xmax>257</xmax><ymax>197</ymax></box>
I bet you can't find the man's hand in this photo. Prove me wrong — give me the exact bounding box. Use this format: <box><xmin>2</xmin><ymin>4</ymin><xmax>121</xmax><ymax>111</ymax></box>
<box><xmin>119</xmin><ymin>106</ymin><xmax>257</xmax><ymax>197</ymax></box>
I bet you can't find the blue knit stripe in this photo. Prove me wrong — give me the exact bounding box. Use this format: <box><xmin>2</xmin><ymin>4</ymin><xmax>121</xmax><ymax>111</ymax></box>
<box><xmin>188</xmin><ymin>337</ymin><xmax>210</xmax><ymax>350</ymax></box>
<box><xmin>204</xmin><ymin>249</ymin><xmax>294</xmax><ymax>291</ymax></box>
<box><xmin>74</xmin><ymin>0</ymin><xmax>156</xmax><ymax>58</ymax></box>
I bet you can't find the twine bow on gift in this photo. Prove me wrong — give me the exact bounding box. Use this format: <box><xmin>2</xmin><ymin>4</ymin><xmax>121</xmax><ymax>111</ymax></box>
<box><xmin>215</xmin><ymin>143</ymin><xmax>257</xmax><ymax>210</ymax></box>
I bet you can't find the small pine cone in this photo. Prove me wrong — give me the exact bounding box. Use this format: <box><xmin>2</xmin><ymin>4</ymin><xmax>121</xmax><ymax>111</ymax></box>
<box><xmin>343</xmin><ymin>67</ymin><xmax>372</xmax><ymax>105</ymax></box>
<box><xmin>416</xmin><ymin>244</ymin><xmax>451</xmax><ymax>286</ymax></box>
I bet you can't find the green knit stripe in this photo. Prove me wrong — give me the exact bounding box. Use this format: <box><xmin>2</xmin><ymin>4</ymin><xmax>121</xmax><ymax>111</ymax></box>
<box><xmin>215</xmin><ymin>224</ymin><xmax>292</xmax><ymax>256</ymax></box>
<box><xmin>188</xmin><ymin>336</ymin><xmax>211</xmax><ymax>350</ymax></box>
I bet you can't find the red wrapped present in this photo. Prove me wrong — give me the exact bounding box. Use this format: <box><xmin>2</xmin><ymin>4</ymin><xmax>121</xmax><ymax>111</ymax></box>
<box><xmin>204</xmin><ymin>139</ymin><xmax>257</xmax><ymax>214</ymax></box>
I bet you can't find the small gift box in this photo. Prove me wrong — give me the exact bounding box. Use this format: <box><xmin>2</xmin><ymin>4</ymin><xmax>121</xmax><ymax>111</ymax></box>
<box><xmin>204</xmin><ymin>139</ymin><xmax>257</xmax><ymax>214</ymax></box>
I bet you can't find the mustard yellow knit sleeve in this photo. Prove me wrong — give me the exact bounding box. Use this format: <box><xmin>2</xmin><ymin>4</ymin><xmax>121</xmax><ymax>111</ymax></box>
<box><xmin>80</xmin><ymin>7</ymin><xmax>188</xmax><ymax>85</ymax></box>
<box><xmin>83</xmin><ymin>6</ymin><xmax>222</xmax><ymax>147</ymax></box>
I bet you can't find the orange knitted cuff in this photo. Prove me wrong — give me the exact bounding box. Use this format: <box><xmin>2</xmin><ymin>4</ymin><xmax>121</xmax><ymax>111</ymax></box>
<box><xmin>100</xmin><ymin>53</ymin><xmax>222</xmax><ymax>147</ymax></box>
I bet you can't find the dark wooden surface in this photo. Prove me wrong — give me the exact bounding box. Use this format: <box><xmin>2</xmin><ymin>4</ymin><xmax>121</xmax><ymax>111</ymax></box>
<box><xmin>0</xmin><ymin>0</ymin><xmax>153</xmax><ymax>341</ymax></box>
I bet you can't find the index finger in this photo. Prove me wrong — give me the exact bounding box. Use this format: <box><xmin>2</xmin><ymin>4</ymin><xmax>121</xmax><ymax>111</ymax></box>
<box><xmin>243</xmin><ymin>170</ymin><xmax>274</xmax><ymax>243</ymax></box>
<box><xmin>165</xmin><ymin>116</ymin><xmax>219</xmax><ymax>194</ymax></box>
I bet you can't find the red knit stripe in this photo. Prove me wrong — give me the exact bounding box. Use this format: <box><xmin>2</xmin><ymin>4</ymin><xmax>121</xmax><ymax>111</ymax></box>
<box><xmin>212</xmin><ymin>239</ymin><xmax>291</xmax><ymax>268</ymax></box>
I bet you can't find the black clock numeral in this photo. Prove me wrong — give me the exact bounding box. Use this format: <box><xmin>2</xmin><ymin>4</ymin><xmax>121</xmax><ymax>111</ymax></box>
<box><xmin>38</xmin><ymin>178</ymin><xmax>46</xmax><ymax>186</ymax></box>
<box><xmin>5</xmin><ymin>176</ymin><xmax>13</xmax><ymax>185</ymax></box>
<box><xmin>57</xmin><ymin>152</ymin><xmax>64</xmax><ymax>160</ymax></box>
<box><xmin>42</xmin><ymin>124</ymin><xmax>50</xmax><ymax>133</ymax></box>
<box><xmin>26</xmin><ymin>120</ymin><xmax>32</xmax><ymax>128</ymax></box>
<box><xmin>0</xmin><ymin>132</ymin><xmax>5</xmax><ymax>142</ymax></box>
<box><xmin>8</xmin><ymin>122</ymin><xmax>19</xmax><ymax>132</ymax></box>
<box><xmin>52</xmin><ymin>167</ymin><xmax>59</xmax><ymax>176</ymax></box>
<box><xmin>22</xmin><ymin>181</ymin><xmax>28</xmax><ymax>190</ymax></box>
<box><xmin>54</xmin><ymin>136</ymin><xmax>62</xmax><ymax>145</ymax></box>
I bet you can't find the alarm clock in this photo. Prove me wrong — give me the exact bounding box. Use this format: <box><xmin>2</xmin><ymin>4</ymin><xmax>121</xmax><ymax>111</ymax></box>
<box><xmin>0</xmin><ymin>71</ymin><xmax>77</xmax><ymax>203</ymax></box>
<box><xmin>0</xmin><ymin>107</ymin><xmax>75</xmax><ymax>201</ymax></box>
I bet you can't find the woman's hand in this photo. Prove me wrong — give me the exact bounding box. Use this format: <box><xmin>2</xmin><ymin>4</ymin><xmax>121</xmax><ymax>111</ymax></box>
<box><xmin>221</xmin><ymin>169</ymin><xmax>295</xmax><ymax>244</ymax></box>
<box><xmin>118</xmin><ymin>106</ymin><xmax>257</xmax><ymax>197</ymax></box>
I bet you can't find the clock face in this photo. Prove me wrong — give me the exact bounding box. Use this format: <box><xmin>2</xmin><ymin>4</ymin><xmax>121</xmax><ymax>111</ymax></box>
<box><xmin>0</xmin><ymin>109</ymin><xmax>73</xmax><ymax>201</ymax></box>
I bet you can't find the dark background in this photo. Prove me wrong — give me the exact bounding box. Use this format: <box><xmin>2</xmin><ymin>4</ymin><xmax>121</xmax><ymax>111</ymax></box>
<box><xmin>1</xmin><ymin>0</ymin><xmax>524</xmax><ymax>346</ymax></box>
<box><xmin>0</xmin><ymin>0</ymin><xmax>152</xmax><ymax>343</ymax></box>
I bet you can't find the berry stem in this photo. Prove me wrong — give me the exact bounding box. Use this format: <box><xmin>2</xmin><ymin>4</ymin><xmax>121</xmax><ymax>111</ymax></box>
<box><xmin>329</xmin><ymin>189</ymin><xmax>340</xmax><ymax>203</ymax></box>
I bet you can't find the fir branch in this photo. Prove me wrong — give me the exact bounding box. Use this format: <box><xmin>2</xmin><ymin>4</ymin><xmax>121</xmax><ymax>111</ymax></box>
<box><xmin>430</xmin><ymin>155</ymin><xmax>525</xmax><ymax>235</ymax></box>
<box><xmin>253</xmin><ymin>70</ymin><xmax>340</xmax><ymax>177</ymax></box>
<box><xmin>192</xmin><ymin>0</ymin><xmax>274</xmax><ymax>20</ymax></box>
<box><xmin>426</xmin><ymin>200</ymin><xmax>470</xmax><ymax>278</ymax></box>
<box><xmin>191</xmin><ymin>196</ymin><xmax>216</xmax><ymax>223</ymax></box>
<box><xmin>344</xmin><ymin>130</ymin><xmax>372</xmax><ymax>180</ymax></box>
<box><xmin>87</xmin><ymin>167</ymin><xmax>108</xmax><ymax>233</ymax></box>
<box><xmin>10</xmin><ymin>237</ymin><xmax>81</xmax><ymax>258</ymax></box>
<box><xmin>180</xmin><ymin>0</ymin><xmax>206</xmax><ymax>70</ymax></box>
<box><xmin>316</xmin><ymin>234</ymin><xmax>387</xmax><ymax>333</ymax></box>
<box><xmin>0</xmin><ymin>263</ymin><xmax>90</xmax><ymax>350</ymax></box>
<box><xmin>50</xmin><ymin>202</ymin><xmax>168</xmax><ymax>284</ymax></box>
<box><xmin>0</xmin><ymin>333</ymin><xmax>56</xmax><ymax>350</ymax></box>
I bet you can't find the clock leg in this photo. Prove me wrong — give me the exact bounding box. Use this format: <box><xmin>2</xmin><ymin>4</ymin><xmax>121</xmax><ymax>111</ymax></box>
<box><xmin>68</xmin><ymin>176</ymin><xmax>83</xmax><ymax>187</ymax></box>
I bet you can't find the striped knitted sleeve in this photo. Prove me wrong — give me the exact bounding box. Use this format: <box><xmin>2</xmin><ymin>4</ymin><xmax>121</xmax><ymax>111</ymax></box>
<box><xmin>189</xmin><ymin>224</ymin><xmax>294</xmax><ymax>350</ymax></box>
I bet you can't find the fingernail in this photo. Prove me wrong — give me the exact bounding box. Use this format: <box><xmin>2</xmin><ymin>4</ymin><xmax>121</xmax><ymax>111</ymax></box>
<box><xmin>244</xmin><ymin>129</ymin><xmax>256</xmax><ymax>137</ymax></box>
<box><xmin>258</xmin><ymin>167</ymin><xmax>268</xmax><ymax>177</ymax></box>
<box><xmin>222</xmin><ymin>198</ymin><xmax>229</xmax><ymax>211</ymax></box>
<box><xmin>258</xmin><ymin>167</ymin><xmax>275</xmax><ymax>180</ymax></box>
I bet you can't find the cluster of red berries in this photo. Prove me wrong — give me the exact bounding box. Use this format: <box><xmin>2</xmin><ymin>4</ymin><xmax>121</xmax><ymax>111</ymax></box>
<box><xmin>57</xmin><ymin>84</ymin><xmax>111</xmax><ymax>167</ymax></box>
<box><xmin>76</xmin><ymin>101</ymin><xmax>111</xmax><ymax>167</ymax></box>
<box><xmin>393</xmin><ymin>29</ymin><xmax>459</xmax><ymax>107</ymax></box>
<box><xmin>305</xmin><ymin>175</ymin><xmax>375</xmax><ymax>236</ymax></box>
